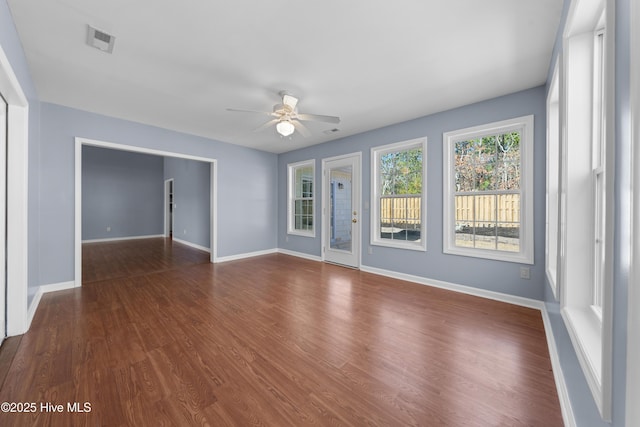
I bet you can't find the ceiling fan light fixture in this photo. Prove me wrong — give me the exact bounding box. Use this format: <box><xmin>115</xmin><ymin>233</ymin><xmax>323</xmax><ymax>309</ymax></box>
<box><xmin>276</xmin><ymin>120</ymin><xmax>295</xmax><ymax>137</ymax></box>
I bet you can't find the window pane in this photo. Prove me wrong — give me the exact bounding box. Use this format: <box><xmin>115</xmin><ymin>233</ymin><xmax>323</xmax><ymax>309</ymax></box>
<box><xmin>497</xmin><ymin>223</ymin><xmax>520</xmax><ymax>252</ymax></box>
<box><xmin>380</xmin><ymin>148</ymin><xmax>422</xmax><ymax>195</ymax></box>
<box><xmin>455</xmin><ymin>222</ymin><xmax>474</xmax><ymax>248</ymax></box>
<box><xmin>455</xmin><ymin>141</ymin><xmax>476</xmax><ymax>192</ymax></box>
<box><xmin>497</xmin><ymin>194</ymin><xmax>520</xmax><ymax>223</ymax></box>
<box><xmin>475</xmin><ymin>161</ymin><xmax>496</xmax><ymax>191</ymax></box>
<box><xmin>379</xmin><ymin>195</ymin><xmax>421</xmax><ymax>241</ymax></box>
<box><xmin>473</xmin><ymin>224</ymin><xmax>497</xmax><ymax>250</ymax></box>
<box><xmin>295</xmin><ymin>166</ymin><xmax>313</xmax><ymax>198</ymax></box>
<box><xmin>474</xmin><ymin>195</ymin><xmax>496</xmax><ymax>224</ymax></box>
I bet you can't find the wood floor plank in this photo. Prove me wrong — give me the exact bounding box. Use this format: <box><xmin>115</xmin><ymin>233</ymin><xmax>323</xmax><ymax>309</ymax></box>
<box><xmin>0</xmin><ymin>238</ymin><xmax>563</xmax><ymax>426</ymax></box>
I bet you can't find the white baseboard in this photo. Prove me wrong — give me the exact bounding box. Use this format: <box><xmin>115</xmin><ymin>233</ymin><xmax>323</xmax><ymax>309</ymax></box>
<box><xmin>82</xmin><ymin>234</ymin><xmax>164</xmax><ymax>243</ymax></box>
<box><xmin>359</xmin><ymin>264</ymin><xmax>544</xmax><ymax>310</ymax></box>
<box><xmin>172</xmin><ymin>237</ymin><xmax>211</xmax><ymax>253</ymax></box>
<box><xmin>541</xmin><ymin>308</ymin><xmax>576</xmax><ymax>427</ymax></box>
<box><xmin>216</xmin><ymin>248</ymin><xmax>278</xmax><ymax>263</ymax></box>
<box><xmin>277</xmin><ymin>248</ymin><xmax>323</xmax><ymax>262</ymax></box>
<box><xmin>27</xmin><ymin>280</ymin><xmax>76</xmax><ymax>328</ymax></box>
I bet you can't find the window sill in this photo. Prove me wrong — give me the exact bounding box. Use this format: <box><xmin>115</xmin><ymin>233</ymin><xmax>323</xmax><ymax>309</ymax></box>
<box><xmin>443</xmin><ymin>245</ymin><xmax>533</xmax><ymax>265</ymax></box>
<box><xmin>371</xmin><ymin>239</ymin><xmax>426</xmax><ymax>252</ymax></box>
<box><xmin>561</xmin><ymin>305</ymin><xmax>606</xmax><ymax>417</ymax></box>
<box><xmin>287</xmin><ymin>230</ymin><xmax>315</xmax><ymax>238</ymax></box>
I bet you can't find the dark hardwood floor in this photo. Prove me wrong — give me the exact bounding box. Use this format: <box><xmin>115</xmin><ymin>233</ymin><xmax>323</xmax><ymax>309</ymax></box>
<box><xmin>0</xmin><ymin>238</ymin><xmax>563</xmax><ymax>426</ymax></box>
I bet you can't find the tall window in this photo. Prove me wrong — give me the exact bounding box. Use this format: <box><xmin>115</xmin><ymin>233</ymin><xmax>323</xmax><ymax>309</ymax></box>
<box><xmin>371</xmin><ymin>138</ymin><xmax>426</xmax><ymax>251</ymax></box>
<box><xmin>443</xmin><ymin>116</ymin><xmax>534</xmax><ymax>264</ymax></box>
<box><xmin>546</xmin><ymin>63</ymin><xmax>561</xmax><ymax>298</ymax></box>
<box><xmin>559</xmin><ymin>0</ymin><xmax>612</xmax><ymax>419</ymax></box>
<box><xmin>592</xmin><ymin>27</ymin><xmax>606</xmax><ymax>314</ymax></box>
<box><xmin>287</xmin><ymin>160</ymin><xmax>315</xmax><ymax>236</ymax></box>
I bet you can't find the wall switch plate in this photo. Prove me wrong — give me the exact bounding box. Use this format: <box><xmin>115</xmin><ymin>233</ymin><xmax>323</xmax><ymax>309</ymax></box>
<box><xmin>520</xmin><ymin>267</ymin><xmax>531</xmax><ymax>279</ymax></box>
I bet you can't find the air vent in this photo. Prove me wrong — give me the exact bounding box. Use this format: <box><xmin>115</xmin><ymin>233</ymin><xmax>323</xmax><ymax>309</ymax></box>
<box><xmin>323</xmin><ymin>128</ymin><xmax>340</xmax><ymax>135</ymax></box>
<box><xmin>86</xmin><ymin>25</ymin><xmax>115</xmax><ymax>53</ymax></box>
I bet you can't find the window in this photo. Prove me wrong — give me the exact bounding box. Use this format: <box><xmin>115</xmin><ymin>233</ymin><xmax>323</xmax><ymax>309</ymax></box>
<box><xmin>546</xmin><ymin>63</ymin><xmax>561</xmax><ymax>298</ymax></box>
<box><xmin>591</xmin><ymin>26</ymin><xmax>606</xmax><ymax>315</ymax></box>
<box><xmin>443</xmin><ymin>116</ymin><xmax>534</xmax><ymax>264</ymax></box>
<box><xmin>287</xmin><ymin>160</ymin><xmax>315</xmax><ymax>237</ymax></box>
<box><xmin>371</xmin><ymin>138</ymin><xmax>426</xmax><ymax>251</ymax></box>
<box><xmin>559</xmin><ymin>0</ymin><xmax>612</xmax><ymax>419</ymax></box>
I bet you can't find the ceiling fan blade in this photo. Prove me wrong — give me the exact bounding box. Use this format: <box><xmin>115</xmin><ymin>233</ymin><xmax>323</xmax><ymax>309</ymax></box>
<box><xmin>253</xmin><ymin>119</ymin><xmax>279</xmax><ymax>132</ymax></box>
<box><xmin>296</xmin><ymin>113</ymin><xmax>341</xmax><ymax>124</ymax></box>
<box><xmin>293</xmin><ymin>121</ymin><xmax>311</xmax><ymax>137</ymax></box>
<box><xmin>226</xmin><ymin>108</ymin><xmax>277</xmax><ymax>117</ymax></box>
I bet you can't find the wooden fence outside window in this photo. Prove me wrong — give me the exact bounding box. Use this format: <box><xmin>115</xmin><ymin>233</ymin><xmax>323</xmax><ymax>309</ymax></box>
<box><xmin>379</xmin><ymin>194</ymin><xmax>520</xmax><ymax>228</ymax></box>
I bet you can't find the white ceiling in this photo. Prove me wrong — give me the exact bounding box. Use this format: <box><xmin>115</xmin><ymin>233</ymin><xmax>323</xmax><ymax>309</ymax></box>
<box><xmin>7</xmin><ymin>0</ymin><xmax>562</xmax><ymax>154</ymax></box>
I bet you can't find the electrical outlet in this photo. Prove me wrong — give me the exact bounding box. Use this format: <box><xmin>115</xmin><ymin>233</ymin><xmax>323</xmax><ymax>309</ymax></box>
<box><xmin>183</xmin><ymin>229</ymin><xmax>187</xmax><ymax>235</ymax></box>
<box><xmin>520</xmin><ymin>267</ymin><xmax>531</xmax><ymax>280</ymax></box>
<box><xmin>106</xmin><ymin>226</ymin><xmax>111</xmax><ymax>232</ymax></box>
<box><xmin>368</xmin><ymin>246</ymin><xmax>373</xmax><ymax>255</ymax></box>
<box><xmin>285</xmin><ymin>236</ymin><xmax>289</xmax><ymax>242</ymax></box>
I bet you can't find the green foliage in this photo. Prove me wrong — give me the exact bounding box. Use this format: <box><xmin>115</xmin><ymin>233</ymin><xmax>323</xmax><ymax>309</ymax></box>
<box><xmin>454</xmin><ymin>131</ymin><xmax>521</xmax><ymax>192</ymax></box>
<box><xmin>380</xmin><ymin>148</ymin><xmax>422</xmax><ymax>195</ymax></box>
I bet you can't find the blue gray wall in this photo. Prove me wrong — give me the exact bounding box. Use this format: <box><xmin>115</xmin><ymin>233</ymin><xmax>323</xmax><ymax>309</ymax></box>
<box><xmin>543</xmin><ymin>0</ymin><xmax>631</xmax><ymax>426</ymax></box>
<box><xmin>278</xmin><ymin>87</ymin><xmax>547</xmax><ymax>301</ymax></box>
<box><xmin>82</xmin><ymin>146</ymin><xmax>164</xmax><ymax>241</ymax></box>
<box><xmin>164</xmin><ymin>156</ymin><xmax>211</xmax><ymax>249</ymax></box>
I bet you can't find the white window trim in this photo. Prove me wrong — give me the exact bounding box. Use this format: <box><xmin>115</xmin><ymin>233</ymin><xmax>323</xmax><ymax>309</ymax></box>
<box><xmin>559</xmin><ymin>0</ymin><xmax>613</xmax><ymax>420</ymax></box>
<box><xmin>442</xmin><ymin>115</ymin><xmax>534</xmax><ymax>264</ymax></box>
<box><xmin>627</xmin><ymin>0</ymin><xmax>640</xmax><ymax>423</ymax></box>
<box><xmin>287</xmin><ymin>159</ymin><xmax>315</xmax><ymax>237</ymax></box>
<box><xmin>370</xmin><ymin>137</ymin><xmax>427</xmax><ymax>252</ymax></box>
<box><xmin>546</xmin><ymin>62</ymin><xmax>561</xmax><ymax>299</ymax></box>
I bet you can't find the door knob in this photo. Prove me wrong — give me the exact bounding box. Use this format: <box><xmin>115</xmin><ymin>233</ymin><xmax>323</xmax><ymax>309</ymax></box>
<box><xmin>352</xmin><ymin>218</ymin><xmax>357</xmax><ymax>223</ymax></box>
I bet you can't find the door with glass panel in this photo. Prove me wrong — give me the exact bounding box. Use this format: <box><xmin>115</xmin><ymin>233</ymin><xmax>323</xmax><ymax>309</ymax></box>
<box><xmin>0</xmin><ymin>93</ymin><xmax>7</xmax><ymax>346</ymax></box>
<box><xmin>322</xmin><ymin>154</ymin><xmax>361</xmax><ymax>268</ymax></box>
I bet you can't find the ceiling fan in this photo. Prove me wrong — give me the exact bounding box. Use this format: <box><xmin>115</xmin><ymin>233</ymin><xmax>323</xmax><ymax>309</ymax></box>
<box><xmin>227</xmin><ymin>91</ymin><xmax>340</xmax><ymax>137</ymax></box>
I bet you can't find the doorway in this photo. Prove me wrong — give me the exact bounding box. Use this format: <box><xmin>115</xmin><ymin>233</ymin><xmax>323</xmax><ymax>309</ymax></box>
<box><xmin>164</xmin><ymin>178</ymin><xmax>174</xmax><ymax>238</ymax></box>
<box><xmin>75</xmin><ymin>138</ymin><xmax>218</xmax><ymax>285</ymax></box>
<box><xmin>322</xmin><ymin>153</ymin><xmax>361</xmax><ymax>268</ymax></box>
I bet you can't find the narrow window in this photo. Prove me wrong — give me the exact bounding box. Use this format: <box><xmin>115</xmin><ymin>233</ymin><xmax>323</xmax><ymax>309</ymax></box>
<box><xmin>287</xmin><ymin>160</ymin><xmax>315</xmax><ymax>236</ymax></box>
<box><xmin>591</xmin><ymin>27</ymin><xmax>606</xmax><ymax>315</ymax></box>
<box><xmin>546</xmin><ymin>63</ymin><xmax>561</xmax><ymax>298</ymax></box>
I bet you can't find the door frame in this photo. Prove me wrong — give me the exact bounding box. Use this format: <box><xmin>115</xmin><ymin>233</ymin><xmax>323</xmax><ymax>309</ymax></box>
<box><xmin>164</xmin><ymin>178</ymin><xmax>174</xmax><ymax>238</ymax></box>
<box><xmin>321</xmin><ymin>152</ymin><xmax>362</xmax><ymax>268</ymax></box>
<box><xmin>0</xmin><ymin>44</ymin><xmax>29</xmax><ymax>337</ymax></box>
<box><xmin>0</xmin><ymin>92</ymin><xmax>7</xmax><ymax>345</ymax></box>
<box><xmin>75</xmin><ymin>137</ymin><xmax>218</xmax><ymax>286</ymax></box>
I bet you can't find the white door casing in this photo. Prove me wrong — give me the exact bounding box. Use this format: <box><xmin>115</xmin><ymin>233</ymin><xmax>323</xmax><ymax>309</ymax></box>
<box><xmin>0</xmin><ymin>93</ymin><xmax>7</xmax><ymax>344</ymax></box>
<box><xmin>0</xmin><ymin>44</ymin><xmax>29</xmax><ymax>337</ymax></box>
<box><xmin>322</xmin><ymin>153</ymin><xmax>361</xmax><ymax>268</ymax></box>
